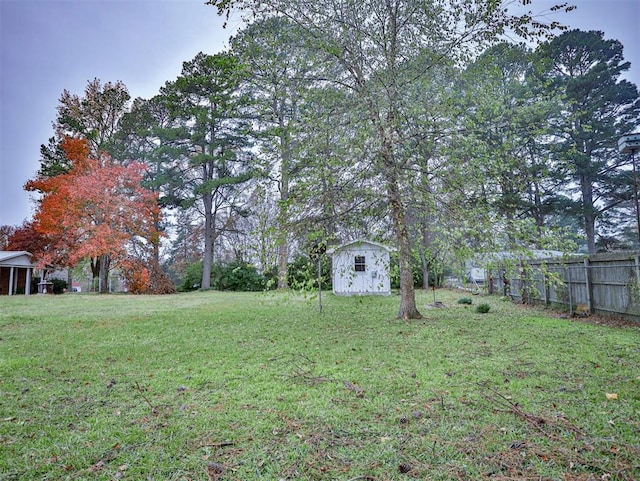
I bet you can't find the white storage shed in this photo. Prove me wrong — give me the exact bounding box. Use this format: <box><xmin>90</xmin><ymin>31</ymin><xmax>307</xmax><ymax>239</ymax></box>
<box><xmin>327</xmin><ymin>240</ymin><xmax>395</xmax><ymax>296</ymax></box>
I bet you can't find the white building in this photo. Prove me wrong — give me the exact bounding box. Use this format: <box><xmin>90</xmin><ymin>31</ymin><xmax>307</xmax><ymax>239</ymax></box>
<box><xmin>327</xmin><ymin>240</ymin><xmax>395</xmax><ymax>296</ymax></box>
<box><xmin>466</xmin><ymin>249</ymin><xmax>566</xmax><ymax>283</ymax></box>
<box><xmin>0</xmin><ymin>251</ymin><xmax>37</xmax><ymax>295</ymax></box>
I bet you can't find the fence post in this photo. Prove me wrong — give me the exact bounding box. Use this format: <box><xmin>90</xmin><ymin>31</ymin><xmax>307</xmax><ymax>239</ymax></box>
<box><xmin>584</xmin><ymin>257</ymin><xmax>593</xmax><ymax>313</ymax></box>
<box><xmin>634</xmin><ymin>255</ymin><xmax>640</xmax><ymax>308</ymax></box>
<box><xmin>488</xmin><ymin>269</ymin><xmax>494</xmax><ymax>295</ymax></box>
<box><xmin>566</xmin><ymin>265</ymin><xmax>573</xmax><ymax>315</ymax></box>
<box><xmin>502</xmin><ymin>268</ymin><xmax>509</xmax><ymax>297</ymax></box>
<box><xmin>544</xmin><ymin>268</ymin><xmax>550</xmax><ymax>307</ymax></box>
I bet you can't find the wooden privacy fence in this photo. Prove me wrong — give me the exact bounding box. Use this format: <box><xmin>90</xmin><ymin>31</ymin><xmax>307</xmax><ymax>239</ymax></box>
<box><xmin>486</xmin><ymin>252</ymin><xmax>640</xmax><ymax>321</ymax></box>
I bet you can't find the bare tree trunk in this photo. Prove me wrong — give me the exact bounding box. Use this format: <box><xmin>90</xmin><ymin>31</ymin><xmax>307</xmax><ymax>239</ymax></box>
<box><xmin>363</xmin><ymin>98</ymin><xmax>421</xmax><ymax>318</ymax></box>
<box><xmin>277</xmin><ymin>155</ymin><xmax>290</xmax><ymax>289</ymax></box>
<box><xmin>420</xmin><ymin>250</ymin><xmax>429</xmax><ymax>290</ymax></box>
<box><xmin>390</xmin><ymin>194</ymin><xmax>421</xmax><ymax>319</ymax></box>
<box><xmin>581</xmin><ymin>177</ymin><xmax>597</xmax><ymax>255</ymax></box>
<box><xmin>276</xmin><ymin>236</ymin><xmax>289</xmax><ymax>289</ymax></box>
<box><xmin>152</xmin><ymin>210</ymin><xmax>161</xmax><ymax>263</ymax></box>
<box><xmin>420</xmin><ymin>198</ymin><xmax>432</xmax><ymax>290</ymax></box>
<box><xmin>202</xmin><ymin>191</ymin><xmax>213</xmax><ymax>289</ymax></box>
<box><xmin>277</xmin><ymin>111</ymin><xmax>291</xmax><ymax>289</ymax></box>
<box><xmin>91</xmin><ymin>256</ymin><xmax>100</xmax><ymax>281</ymax></box>
<box><xmin>381</xmin><ymin>143</ymin><xmax>421</xmax><ymax>319</ymax></box>
<box><xmin>98</xmin><ymin>254</ymin><xmax>110</xmax><ymax>293</ymax></box>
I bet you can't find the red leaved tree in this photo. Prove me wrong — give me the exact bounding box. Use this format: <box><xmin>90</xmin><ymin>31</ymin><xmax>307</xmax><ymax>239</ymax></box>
<box><xmin>25</xmin><ymin>137</ymin><xmax>161</xmax><ymax>293</ymax></box>
<box><xmin>5</xmin><ymin>221</ymin><xmax>49</xmax><ymax>258</ymax></box>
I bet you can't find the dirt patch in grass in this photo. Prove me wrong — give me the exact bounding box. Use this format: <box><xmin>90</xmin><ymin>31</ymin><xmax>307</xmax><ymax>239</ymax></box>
<box><xmin>565</xmin><ymin>312</ymin><xmax>640</xmax><ymax>330</ymax></box>
<box><xmin>495</xmin><ymin>297</ymin><xmax>639</xmax><ymax>330</ymax></box>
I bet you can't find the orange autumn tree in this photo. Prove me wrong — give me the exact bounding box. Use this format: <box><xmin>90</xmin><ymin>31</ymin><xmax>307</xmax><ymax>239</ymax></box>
<box><xmin>26</xmin><ymin>137</ymin><xmax>161</xmax><ymax>293</ymax></box>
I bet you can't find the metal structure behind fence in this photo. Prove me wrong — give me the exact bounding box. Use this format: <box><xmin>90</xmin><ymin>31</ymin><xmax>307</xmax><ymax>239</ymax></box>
<box><xmin>487</xmin><ymin>252</ymin><xmax>640</xmax><ymax>321</ymax></box>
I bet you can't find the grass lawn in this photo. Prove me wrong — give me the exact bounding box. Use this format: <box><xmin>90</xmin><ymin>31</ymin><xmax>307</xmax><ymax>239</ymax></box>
<box><xmin>1</xmin><ymin>289</ymin><xmax>638</xmax><ymax>480</ymax></box>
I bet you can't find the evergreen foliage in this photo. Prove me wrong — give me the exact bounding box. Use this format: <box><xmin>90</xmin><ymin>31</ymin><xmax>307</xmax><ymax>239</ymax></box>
<box><xmin>19</xmin><ymin>2</ymin><xmax>640</xmax><ymax>299</ymax></box>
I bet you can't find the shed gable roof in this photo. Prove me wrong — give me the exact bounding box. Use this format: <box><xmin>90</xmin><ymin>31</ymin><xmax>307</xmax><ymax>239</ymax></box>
<box><xmin>327</xmin><ymin>239</ymin><xmax>396</xmax><ymax>254</ymax></box>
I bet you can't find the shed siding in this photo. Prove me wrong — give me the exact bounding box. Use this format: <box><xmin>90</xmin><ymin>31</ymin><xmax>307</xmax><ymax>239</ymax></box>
<box><xmin>332</xmin><ymin>243</ymin><xmax>391</xmax><ymax>296</ymax></box>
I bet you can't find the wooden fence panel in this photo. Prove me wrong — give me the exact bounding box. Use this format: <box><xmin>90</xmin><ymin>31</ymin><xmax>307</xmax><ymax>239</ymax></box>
<box><xmin>487</xmin><ymin>252</ymin><xmax>640</xmax><ymax>321</ymax></box>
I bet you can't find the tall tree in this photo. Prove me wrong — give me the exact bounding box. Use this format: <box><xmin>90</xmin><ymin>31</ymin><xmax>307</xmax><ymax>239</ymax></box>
<box><xmin>233</xmin><ymin>19</ymin><xmax>383</xmax><ymax>279</ymax></box>
<box><xmin>231</xmin><ymin>17</ymin><xmax>317</xmax><ymax>288</ymax></box>
<box><xmin>55</xmin><ymin>78</ymin><xmax>131</xmax><ymax>156</ymax></box>
<box><xmin>36</xmin><ymin>78</ymin><xmax>133</xmax><ymax>284</ymax></box>
<box><xmin>38</xmin><ymin>79</ymin><xmax>131</xmax><ymax>178</ymax></box>
<box><xmin>393</xmin><ymin>50</ymin><xmax>458</xmax><ymax>289</ymax></box>
<box><xmin>454</xmin><ymin>43</ymin><xmax>571</xmax><ymax>249</ymax></box>
<box><xmin>115</xmin><ymin>95</ymin><xmax>184</xmax><ymax>262</ymax></box>
<box><xmin>534</xmin><ymin>30</ymin><xmax>640</xmax><ymax>254</ymax></box>
<box><xmin>25</xmin><ymin>138</ymin><xmax>161</xmax><ymax>293</ymax></box>
<box><xmin>159</xmin><ymin>52</ymin><xmax>253</xmax><ymax>289</ymax></box>
<box><xmin>291</xmin><ymin>84</ymin><xmax>384</xmax><ymax>244</ymax></box>
<box><xmin>236</xmin><ymin>185</ymin><xmax>279</xmax><ymax>273</ymax></box>
<box><xmin>209</xmin><ymin>0</ymin><xmax>569</xmax><ymax>318</ymax></box>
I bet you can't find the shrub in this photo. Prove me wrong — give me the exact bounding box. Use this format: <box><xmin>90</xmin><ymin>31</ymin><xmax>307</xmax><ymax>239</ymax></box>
<box><xmin>180</xmin><ymin>260</ymin><xmax>270</xmax><ymax>292</ymax></box>
<box><xmin>457</xmin><ymin>297</ymin><xmax>473</xmax><ymax>305</ymax></box>
<box><xmin>179</xmin><ymin>261</ymin><xmax>203</xmax><ymax>292</ymax></box>
<box><xmin>262</xmin><ymin>265</ymin><xmax>279</xmax><ymax>291</ymax></box>
<box><xmin>31</xmin><ymin>276</ymin><xmax>41</xmax><ymax>294</ymax></box>
<box><xmin>121</xmin><ymin>258</ymin><xmax>176</xmax><ymax>295</ymax></box>
<box><xmin>51</xmin><ymin>278</ymin><xmax>68</xmax><ymax>294</ymax></box>
<box><xmin>476</xmin><ymin>303</ymin><xmax>490</xmax><ymax>314</ymax></box>
<box><xmin>214</xmin><ymin>261</ymin><xmax>265</xmax><ymax>291</ymax></box>
<box><xmin>146</xmin><ymin>260</ymin><xmax>176</xmax><ymax>294</ymax></box>
<box><xmin>120</xmin><ymin>258</ymin><xmax>152</xmax><ymax>294</ymax></box>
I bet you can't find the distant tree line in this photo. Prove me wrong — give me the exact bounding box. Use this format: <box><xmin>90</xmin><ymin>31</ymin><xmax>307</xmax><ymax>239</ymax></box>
<box><xmin>4</xmin><ymin>1</ymin><xmax>638</xmax><ymax>314</ymax></box>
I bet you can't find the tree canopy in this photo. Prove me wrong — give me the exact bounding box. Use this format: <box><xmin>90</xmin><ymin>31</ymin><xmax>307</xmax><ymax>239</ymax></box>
<box><xmin>25</xmin><ymin>137</ymin><xmax>161</xmax><ymax>292</ymax></box>
<box><xmin>9</xmin><ymin>1</ymin><xmax>638</xmax><ymax>302</ymax></box>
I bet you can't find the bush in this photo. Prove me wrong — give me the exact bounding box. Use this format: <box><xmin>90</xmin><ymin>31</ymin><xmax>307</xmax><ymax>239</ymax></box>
<box><xmin>120</xmin><ymin>258</ymin><xmax>152</xmax><ymax>294</ymax></box>
<box><xmin>120</xmin><ymin>258</ymin><xmax>175</xmax><ymax>295</ymax></box>
<box><xmin>262</xmin><ymin>265</ymin><xmax>279</xmax><ymax>291</ymax></box>
<box><xmin>179</xmin><ymin>260</ymin><xmax>270</xmax><ymax>292</ymax></box>
<box><xmin>476</xmin><ymin>303</ymin><xmax>490</xmax><ymax>314</ymax></box>
<box><xmin>179</xmin><ymin>261</ymin><xmax>203</xmax><ymax>292</ymax></box>
<box><xmin>457</xmin><ymin>297</ymin><xmax>473</xmax><ymax>305</ymax></box>
<box><xmin>31</xmin><ymin>276</ymin><xmax>41</xmax><ymax>294</ymax></box>
<box><xmin>51</xmin><ymin>278</ymin><xmax>68</xmax><ymax>294</ymax></box>
<box><xmin>214</xmin><ymin>261</ymin><xmax>265</xmax><ymax>291</ymax></box>
<box><xmin>146</xmin><ymin>259</ymin><xmax>176</xmax><ymax>294</ymax></box>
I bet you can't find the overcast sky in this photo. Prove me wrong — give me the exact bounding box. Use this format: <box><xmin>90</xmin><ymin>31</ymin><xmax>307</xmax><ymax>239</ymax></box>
<box><xmin>1</xmin><ymin>0</ymin><xmax>639</xmax><ymax>228</ymax></box>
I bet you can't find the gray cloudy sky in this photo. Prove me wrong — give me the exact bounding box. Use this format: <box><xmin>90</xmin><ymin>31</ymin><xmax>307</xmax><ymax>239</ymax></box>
<box><xmin>1</xmin><ymin>0</ymin><xmax>639</xmax><ymax>228</ymax></box>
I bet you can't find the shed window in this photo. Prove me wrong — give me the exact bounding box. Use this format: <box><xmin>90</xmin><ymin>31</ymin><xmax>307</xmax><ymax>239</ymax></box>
<box><xmin>354</xmin><ymin>255</ymin><xmax>366</xmax><ymax>272</ymax></box>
